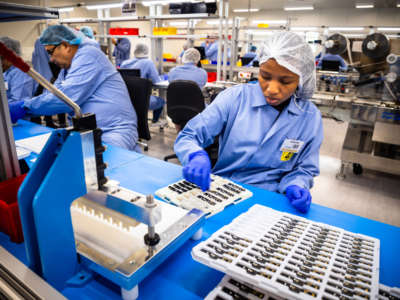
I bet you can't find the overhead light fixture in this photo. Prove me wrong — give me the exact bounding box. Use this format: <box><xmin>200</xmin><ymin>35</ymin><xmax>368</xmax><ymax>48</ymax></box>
<box><xmin>377</xmin><ymin>27</ymin><xmax>400</xmax><ymax>31</ymax></box>
<box><xmin>58</xmin><ymin>7</ymin><xmax>74</xmax><ymax>13</ymax></box>
<box><xmin>207</xmin><ymin>20</ymin><xmax>233</xmax><ymax>25</ymax></box>
<box><xmin>169</xmin><ymin>21</ymin><xmax>189</xmax><ymax>26</ymax></box>
<box><xmin>387</xmin><ymin>34</ymin><xmax>400</xmax><ymax>38</ymax></box>
<box><xmin>246</xmin><ymin>30</ymin><xmax>276</xmax><ymax>36</ymax></box>
<box><xmin>291</xmin><ymin>26</ymin><xmax>318</xmax><ymax>31</ymax></box>
<box><xmin>252</xmin><ymin>20</ymin><xmax>287</xmax><ymax>25</ymax></box>
<box><xmin>284</xmin><ymin>6</ymin><xmax>314</xmax><ymax>11</ymax></box>
<box><xmin>328</xmin><ymin>27</ymin><xmax>365</xmax><ymax>31</ymax></box>
<box><xmin>86</xmin><ymin>3</ymin><xmax>123</xmax><ymax>10</ymax></box>
<box><xmin>397</xmin><ymin>3</ymin><xmax>400</xmax><ymax>7</ymax></box>
<box><xmin>61</xmin><ymin>18</ymin><xmax>88</xmax><ymax>22</ymax></box>
<box><xmin>355</xmin><ymin>4</ymin><xmax>374</xmax><ymax>8</ymax></box>
<box><xmin>233</xmin><ymin>8</ymin><xmax>260</xmax><ymax>12</ymax></box>
<box><xmin>142</xmin><ymin>0</ymin><xmax>186</xmax><ymax>5</ymax></box>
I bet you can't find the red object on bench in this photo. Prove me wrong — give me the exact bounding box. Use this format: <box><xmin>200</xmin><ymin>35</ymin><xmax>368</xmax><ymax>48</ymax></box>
<box><xmin>0</xmin><ymin>174</ymin><xmax>26</xmax><ymax>243</ymax></box>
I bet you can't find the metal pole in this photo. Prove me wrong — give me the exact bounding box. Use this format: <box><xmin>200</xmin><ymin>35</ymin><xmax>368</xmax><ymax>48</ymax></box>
<box><xmin>216</xmin><ymin>0</ymin><xmax>223</xmax><ymax>81</ymax></box>
<box><xmin>229</xmin><ymin>17</ymin><xmax>239</xmax><ymax>81</ymax></box>
<box><xmin>0</xmin><ymin>62</ymin><xmax>20</xmax><ymax>181</ymax></box>
<box><xmin>222</xmin><ymin>0</ymin><xmax>229</xmax><ymax>81</ymax></box>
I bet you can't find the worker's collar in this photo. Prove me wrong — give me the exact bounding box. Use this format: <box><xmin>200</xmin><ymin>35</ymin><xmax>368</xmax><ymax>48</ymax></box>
<box><xmin>183</xmin><ymin>62</ymin><xmax>196</xmax><ymax>66</ymax></box>
<box><xmin>252</xmin><ymin>83</ymin><xmax>302</xmax><ymax>116</ymax></box>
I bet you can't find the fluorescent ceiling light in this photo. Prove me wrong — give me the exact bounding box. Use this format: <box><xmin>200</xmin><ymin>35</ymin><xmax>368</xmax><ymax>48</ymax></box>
<box><xmin>343</xmin><ymin>34</ymin><xmax>365</xmax><ymax>37</ymax></box>
<box><xmin>58</xmin><ymin>7</ymin><xmax>74</xmax><ymax>12</ymax></box>
<box><xmin>142</xmin><ymin>0</ymin><xmax>184</xmax><ymax>5</ymax></box>
<box><xmin>252</xmin><ymin>20</ymin><xmax>287</xmax><ymax>25</ymax></box>
<box><xmin>355</xmin><ymin>4</ymin><xmax>374</xmax><ymax>8</ymax></box>
<box><xmin>284</xmin><ymin>6</ymin><xmax>314</xmax><ymax>11</ymax></box>
<box><xmin>207</xmin><ymin>20</ymin><xmax>233</xmax><ymax>25</ymax></box>
<box><xmin>329</xmin><ymin>27</ymin><xmax>365</xmax><ymax>31</ymax></box>
<box><xmin>247</xmin><ymin>30</ymin><xmax>275</xmax><ymax>36</ymax></box>
<box><xmin>233</xmin><ymin>8</ymin><xmax>260</xmax><ymax>12</ymax></box>
<box><xmin>291</xmin><ymin>26</ymin><xmax>318</xmax><ymax>31</ymax></box>
<box><xmin>86</xmin><ymin>3</ymin><xmax>123</xmax><ymax>10</ymax></box>
<box><xmin>387</xmin><ymin>34</ymin><xmax>400</xmax><ymax>38</ymax></box>
<box><xmin>169</xmin><ymin>21</ymin><xmax>189</xmax><ymax>26</ymax></box>
<box><xmin>61</xmin><ymin>18</ymin><xmax>88</xmax><ymax>22</ymax></box>
<box><xmin>397</xmin><ymin>4</ymin><xmax>400</xmax><ymax>7</ymax></box>
<box><xmin>377</xmin><ymin>27</ymin><xmax>400</xmax><ymax>31</ymax></box>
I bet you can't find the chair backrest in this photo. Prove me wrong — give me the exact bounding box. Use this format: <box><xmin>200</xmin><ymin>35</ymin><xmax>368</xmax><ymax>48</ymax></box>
<box><xmin>167</xmin><ymin>80</ymin><xmax>205</xmax><ymax>128</ymax></box>
<box><xmin>118</xmin><ymin>68</ymin><xmax>141</xmax><ymax>78</ymax></box>
<box><xmin>119</xmin><ymin>71</ymin><xmax>152</xmax><ymax>141</ymax></box>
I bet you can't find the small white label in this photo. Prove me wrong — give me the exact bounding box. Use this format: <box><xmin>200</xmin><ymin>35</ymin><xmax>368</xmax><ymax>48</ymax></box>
<box><xmin>280</xmin><ymin>139</ymin><xmax>304</xmax><ymax>153</ymax></box>
<box><xmin>4</xmin><ymin>81</ymin><xmax>8</xmax><ymax>90</ymax></box>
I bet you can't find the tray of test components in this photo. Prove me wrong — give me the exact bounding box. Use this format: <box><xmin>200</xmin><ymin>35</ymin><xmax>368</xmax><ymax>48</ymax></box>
<box><xmin>205</xmin><ymin>275</ymin><xmax>284</xmax><ymax>300</ymax></box>
<box><xmin>192</xmin><ymin>204</ymin><xmax>380</xmax><ymax>300</ymax></box>
<box><xmin>155</xmin><ymin>175</ymin><xmax>252</xmax><ymax>217</ymax></box>
<box><xmin>378</xmin><ymin>284</ymin><xmax>400</xmax><ymax>300</ymax></box>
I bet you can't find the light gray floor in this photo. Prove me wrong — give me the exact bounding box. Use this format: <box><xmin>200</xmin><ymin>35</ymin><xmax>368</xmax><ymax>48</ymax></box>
<box><xmin>145</xmin><ymin>118</ymin><xmax>400</xmax><ymax>227</ymax></box>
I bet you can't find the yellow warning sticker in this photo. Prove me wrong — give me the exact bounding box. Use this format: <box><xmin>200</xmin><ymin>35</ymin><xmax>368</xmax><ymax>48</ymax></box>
<box><xmin>281</xmin><ymin>152</ymin><xmax>294</xmax><ymax>161</ymax></box>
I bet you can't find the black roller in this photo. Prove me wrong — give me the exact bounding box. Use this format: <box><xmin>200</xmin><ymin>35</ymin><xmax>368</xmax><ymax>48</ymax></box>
<box><xmin>325</xmin><ymin>33</ymin><xmax>347</xmax><ymax>55</ymax></box>
<box><xmin>362</xmin><ymin>33</ymin><xmax>390</xmax><ymax>59</ymax></box>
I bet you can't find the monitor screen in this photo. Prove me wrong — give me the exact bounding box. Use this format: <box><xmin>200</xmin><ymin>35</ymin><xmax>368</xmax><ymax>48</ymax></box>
<box><xmin>321</xmin><ymin>60</ymin><xmax>340</xmax><ymax>71</ymax></box>
<box><xmin>241</xmin><ymin>57</ymin><xmax>254</xmax><ymax>66</ymax></box>
<box><xmin>194</xmin><ymin>46</ymin><xmax>206</xmax><ymax>60</ymax></box>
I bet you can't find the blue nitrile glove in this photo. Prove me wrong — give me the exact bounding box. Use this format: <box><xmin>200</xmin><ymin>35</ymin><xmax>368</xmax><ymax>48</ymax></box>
<box><xmin>9</xmin><ymin>101</ymin><xmax>27</xmax><ymax>123</ymax></box>
<box><xmin>183</xmin><ymin>150</ymin><xmax>211</xmax><ymax>192</ymax></box>
<box><xmin>285</xmin><ymin>185</ymin><xmax>312</xmax><ymax>213</ymax></box>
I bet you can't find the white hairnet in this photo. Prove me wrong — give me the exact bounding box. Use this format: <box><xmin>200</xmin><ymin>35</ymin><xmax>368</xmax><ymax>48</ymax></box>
<box><xmin>0</xmin><ymin>36</ymin><xmax>21</xmax><ymax>55</ymax></box>
<box><xmin>182</xmin><ymin>48</ymin><xmax>201</xmax><ymax>64</ymax></box>
<box><xmin>134</xmin><ymin>43</ymin><xmax>149</xmax><ymax>58</ymax></box>
<box><xmin>258</xmin><ymin>31</ymin><xmax>316</xmax><ymax>100</ymax></box>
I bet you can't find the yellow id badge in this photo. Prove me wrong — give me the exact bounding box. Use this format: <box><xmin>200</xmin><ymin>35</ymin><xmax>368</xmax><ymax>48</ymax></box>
<box><xmin>281</xmin><ymin>151</ymin><xmax>294</xmax><ymax>161</ymax></box>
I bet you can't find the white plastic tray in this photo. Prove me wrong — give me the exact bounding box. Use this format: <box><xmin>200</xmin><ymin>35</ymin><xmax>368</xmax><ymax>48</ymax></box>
<box><xmin>193</xmin><ymin>204</ymin><xmax>380</xmax><ymax>300</ymax></box>
<box><xmin>155</xmin><ymin>175</ymin><xmax>252</xmax><ymax>217</ymax></box>
<box><xmin>378</xmin><ymin>284</ymin><xmax>400</xmax><ymax>300</ymax></box>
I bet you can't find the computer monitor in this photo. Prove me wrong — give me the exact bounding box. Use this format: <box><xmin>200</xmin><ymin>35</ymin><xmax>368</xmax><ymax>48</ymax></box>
<box><xmin>321</xmin><ymin>60</ymin><xmax>340</xmax><ymax>71</ymax></box>
<box><xmin>118</xmin><ymin>68</ymin><xmax>141</xmax><ymax>77</ymax></box>
<box><xmin>241</xmin><ymin>57</ymin><xmax>254</xmax><ymax>66</ymax></box>
<box><xmin>194</xmin><ymin>46</ymin><xmax>206</xmax><ymax>60</ymax></box>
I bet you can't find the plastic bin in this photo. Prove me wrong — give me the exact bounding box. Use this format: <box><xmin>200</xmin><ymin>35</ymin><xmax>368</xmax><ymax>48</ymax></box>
<box><xmin>207</xmin><ymin>72</ymin><xmax>217</xmax><ymax>82</ymax></box>
<box><xmin>0</xmin><ymin>174</ymin><xmax>26</xmax><ymax>243</ymax></box>
<box><xmin>109</xmin><ymin>28</ymin><xmax>139</xmax><ymax>35</ymax></box>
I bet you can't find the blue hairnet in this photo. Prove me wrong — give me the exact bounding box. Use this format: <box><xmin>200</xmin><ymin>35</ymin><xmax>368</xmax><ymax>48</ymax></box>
<box><xmin>80</xmin><ymin>26</ymin><xmax>94</xmax><ymax>39</ymax></box>
<box><xmin>0</xmin><ymin>36</ymin><xmax>21</xmax><ymax>55</ymax></box>
<box><xmin>40</xmin><ymin>25</ymin><xmax>83</xmax><ymax>46</ymax></box>
<box><xmin>258</xmin><ymin>31</ymin><xmax>316</xmax><ymax>100</ymax></box>
<box><xmin>250</xmin><ymin>45</ymin><xmax>257</xmax><ymax>52</ymax></box>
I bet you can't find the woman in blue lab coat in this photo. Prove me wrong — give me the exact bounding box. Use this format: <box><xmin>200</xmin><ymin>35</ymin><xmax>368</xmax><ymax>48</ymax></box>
<box><xmin>174</xmin><ymin>32</ymin><xmax>323</xmax><ymax>213</ymax></box>
<box><xmin>120</xmin><ymin>43</ymin><xmax>165</xmax><ymax>124</ymax></box>
<box><xmin>9</xmin><ymin>25</ymin><xmax>139</xmax><ymax>152</ymax></box>
<box><xmin>0</xmin><ymin>36</ymin><xmax>34</xmax><ymax>103</ymax></box>
<box><xmin>168</xmin><ymin>48</ymin><xmax>208</xmax><ymax>89</ymax></box>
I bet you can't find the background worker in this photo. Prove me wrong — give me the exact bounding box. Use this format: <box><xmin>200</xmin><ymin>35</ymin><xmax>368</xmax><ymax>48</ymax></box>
<box><xmin>120</xmin><ymin>43</ymin><xmax>165</xmax><ymax>125</ymax></box>
<box><xmin>168</xmin><ymin>48</ymin><xmax>208</xmax><ymax>89</ymax></box>
<box><xmin>9</xmin><ymin>25</ymin><xmax>139</xmax><ymax>152</ymax></box>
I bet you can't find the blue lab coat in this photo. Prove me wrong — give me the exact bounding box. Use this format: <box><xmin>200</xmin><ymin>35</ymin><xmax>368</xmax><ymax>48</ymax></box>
<box><xmin>23</xmin><ymin>42</ymin><xmax>139</xmax><ymax>151</ymax></box>
<box><xmin>168</xmin><ymin>63</ymin><xmax>208</xmax><ymax>89</ymax></box>
<box><xmin>83</xmin><ymin>37</ymin><xmax>100</xmax><ymax>49</ymax></box>
<box><xmin>120</xmin><ymin>57</ymin><xmax>164</xmax><ymax>110</ymax></box>
<box><xmin>317</xmin><ymin>53</ymin><xmax>348</xmax><ymax>71</ymax></box>
<box><xmin>112</xmin><ymin>38</ymin><xmax>131</xmax><ymax>66</ymax></box>
<box><xmin>205</xmin><ymin>41</ymin><xmax>230</xmax><ymax>62</ymax></box>
<box><xmin>31</xmin><ymin>39</ymin><xmax>53</xmax><ymax>94</ymax></box>
<box><xmin>174</xmin><ymin>83</ymin><xmax>323</xmax><ymax>193</ymax></box>
<box><xmin>3</xmin><ymin>66</ymin><xmax>34</xmax><ymax>103</ymax></box>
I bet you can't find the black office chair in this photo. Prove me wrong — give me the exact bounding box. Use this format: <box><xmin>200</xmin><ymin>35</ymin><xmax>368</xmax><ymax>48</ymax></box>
<box><xmin>164</xmin><ymin>80</ymin><xmax>218</xmax><ymax>166</ymax></box>
<box><xmin>119</xmin><ymin>71</ymin><xmax>152</xmax><ymax>151</ymax></box>
<box><xmin>118</xmin><ymin>68</ymin><xmax>141</xmax><ymax>78</ymax></box>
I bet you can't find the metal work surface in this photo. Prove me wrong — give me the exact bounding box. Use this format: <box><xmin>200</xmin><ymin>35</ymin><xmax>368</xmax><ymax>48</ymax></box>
<box><xmin>1</xmin><ymin>121</ymin><xmax>399</xmax><ymax>299</ymax></box>
<box><xmin>0</xmin><ymin>246</ymin><xmax>66</xmax><ymax>299</ymax></box>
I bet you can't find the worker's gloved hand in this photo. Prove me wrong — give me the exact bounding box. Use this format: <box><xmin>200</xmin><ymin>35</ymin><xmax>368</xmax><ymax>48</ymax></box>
<box><xmin>9</xmin><ymin>101</ymin><xmax>26</xmax><ymax>124</ymax></box>
<box><xmin>183</xmin><ymin>150</ymin><xmax>211</xmax><ymax>192</ymax></box>
<box><xmin>285</xmin><ymin>185</ymin><xmax>312</xmax><ymax>213</ymax></box>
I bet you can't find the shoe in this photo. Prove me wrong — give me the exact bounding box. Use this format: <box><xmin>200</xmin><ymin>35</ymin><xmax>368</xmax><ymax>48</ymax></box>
<box><xmin>150</xmin><ymin>120</ymin><xmax>168</xmax><ymax>128</ymax></box>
